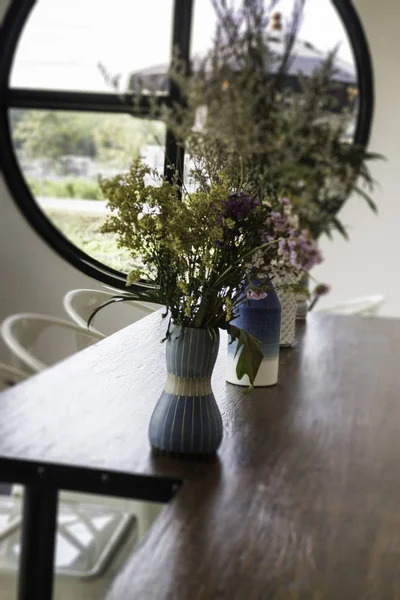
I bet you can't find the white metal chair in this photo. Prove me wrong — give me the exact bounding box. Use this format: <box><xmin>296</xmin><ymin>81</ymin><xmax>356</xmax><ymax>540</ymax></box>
<box><xmin>0</xmin><ymin>363</ymin><xmax>29</xmax><ymax>392</ymax></box>
<box><xmin>316</xmin><ymin>295</ymin><xmax>385</xmax><ymax>317</ymax></box>
<box><xmin>0</xmin><ymin>313</ymin><xmax>105</xmax><ymax>374</ymax></box>
<box><xmin>63</xmin><ymin>288</ymin><xmax>157</xmax><ymax>336</ymax></box>
<box><xmin>0</xmin><ymin>315</ymin><xmax>134</xmax><ymax>577</ymax></box>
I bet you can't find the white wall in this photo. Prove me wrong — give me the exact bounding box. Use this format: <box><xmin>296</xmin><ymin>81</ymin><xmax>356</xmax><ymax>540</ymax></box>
<box><xmin>312</xmin><ymin>0</ymin><xmax>400</xmax><ymax>316</ymax></box>
<box><xmin>0</xmin><ymin>0</ymin><xmax>95</xmax><ymax>363</ymax></box>
<box><xmin>1</xmin><ymin>0</ymin><xmax>399</xmax><ymax>355</ymax></box>
<box><xmin>0</xmin><ymin>0</ymin><xmax>156</xmax><ymax>364</ymax></box>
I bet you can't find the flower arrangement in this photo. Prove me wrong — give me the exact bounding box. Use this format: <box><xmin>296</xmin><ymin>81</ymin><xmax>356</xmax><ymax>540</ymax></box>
<box><xmin>90</xmin><ymin>159</ymin><xmax>321</xmax><ymax>387</ymax></box>
<box><xmin>96</xmin><ymin>0</ymin><xmax>382</xmax><ymax>337</ymax></box>
<box><xmin>88</xmin><ymin>0</ymin><xmax>382</xmax><ymax>456</ymax></box>
<box><xmin>158</xmin><ymin>0</ymin><xmax>382</xmax><ymax>241</ymax></box>
<box><xmin>255</xmin><ymin>196</ymin><xmax>323</xmax><ymax>280</ymax></box>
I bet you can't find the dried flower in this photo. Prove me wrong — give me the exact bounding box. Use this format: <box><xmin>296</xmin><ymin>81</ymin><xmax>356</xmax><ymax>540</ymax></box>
<box><xmin>100</xmin><ymin>160</ymin><xmax>280</xmax><ymax>330</ymax></box>
<box><xmin>160</xmin><ymin>0</ymin><xmax>381</xmax><ymax>241</ymax></box>
<box><xmin>309</xmin><ymin>283</ymin><xmax>332</xmax><ymax>311</ymax></box>
<box><xmin>315</xmin><ymin>283</ymin><xmax>331</xmax><ymax>296</ymax></box>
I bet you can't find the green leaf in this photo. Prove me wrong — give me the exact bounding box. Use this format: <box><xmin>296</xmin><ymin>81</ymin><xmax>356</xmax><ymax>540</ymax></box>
<box><xmin>354</xmin><ymin>186</ymin><xmax>378</xmax><ymax>213</ymax></box>
<box><xmin>227</xmin><ymin>324</ymin><xmax>263</xmax><ymax>392</ymax></box>
<box><xmin>87</xmin><ymin>296</ymin><xmax>127</xmax><ymax>329</ymax></box>
<box><xmin>364</xmin><ymin>151</ymin><xmax>386</xmax><ymax>162</ymax></box>
<box><xmin>331</xmin><ymin>217</ymin><xmax>349</xmax><ymax>240</ymax></box>
<box><xmin>87</xmin><ymin>290</ymin><xmax>162</xmax><ymax>329</ymax></box>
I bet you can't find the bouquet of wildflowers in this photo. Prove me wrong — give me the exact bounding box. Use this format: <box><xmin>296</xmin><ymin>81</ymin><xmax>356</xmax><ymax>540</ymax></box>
<box><xmin>90</xmin><ymin>159</ymin><xmax>321</xmax><ymax>387</ymax></box>
<box><xmin>159</xmin><ymin>0</ymin><xmax>381</xmax><ymax>240</ymax></box>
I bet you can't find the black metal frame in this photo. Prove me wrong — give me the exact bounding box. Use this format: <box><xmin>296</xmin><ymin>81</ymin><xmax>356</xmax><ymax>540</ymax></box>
<box><xmin>18</xmin><ymin>485</ymin><xmax>58</xmax><ymax>600</ymax></box>
<box><xmin>0</xmin><ymin>0</ymin><xmax>194</xmax><ymax>289</ymax></box>
<box><xmin>0</xmin><ymin>456</ymin><xmax>182</xmax><ymax>600</ymax></box>
<box><xmin>0</xmin><ymin>0</ymin><xmax>374</xmax><ymax>291</ymax></box>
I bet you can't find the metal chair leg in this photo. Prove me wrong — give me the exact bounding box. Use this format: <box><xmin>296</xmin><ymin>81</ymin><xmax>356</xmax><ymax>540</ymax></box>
<box><xmin>18</xmin><ymin>484</ymin><xmax>58</xmax><ymax>600</ymax></box>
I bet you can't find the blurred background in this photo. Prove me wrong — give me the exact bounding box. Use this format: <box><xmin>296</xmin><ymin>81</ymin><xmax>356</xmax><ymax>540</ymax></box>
<box><xmin>0</xmin><ymin>0</ymin><xmax>398</xmax><ymax>367</ymax></box>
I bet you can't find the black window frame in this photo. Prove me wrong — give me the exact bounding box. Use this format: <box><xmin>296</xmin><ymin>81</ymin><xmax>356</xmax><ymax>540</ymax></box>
<box><xmin>0</xmin><ymin>0</ymin><xmax>374</xmax><ymax>291</ymax></box>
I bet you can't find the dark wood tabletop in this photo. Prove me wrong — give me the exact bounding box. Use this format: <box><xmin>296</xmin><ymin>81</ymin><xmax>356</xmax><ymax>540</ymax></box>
<box><xmin>1</xmin><ymin>312</ymin><xmax>400</xmax><ymax>599</ymax></box>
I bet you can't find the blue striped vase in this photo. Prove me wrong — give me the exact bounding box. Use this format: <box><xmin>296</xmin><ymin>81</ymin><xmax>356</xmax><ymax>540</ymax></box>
<box><xmin>226</xmin><ymin>285</ymin><xmax>281</xmax><ymax>387</ymax></box>
<box><xmin>149</xmin><ymin>325</ymin><xmax>223</xmax><ymax>456</ymax></box>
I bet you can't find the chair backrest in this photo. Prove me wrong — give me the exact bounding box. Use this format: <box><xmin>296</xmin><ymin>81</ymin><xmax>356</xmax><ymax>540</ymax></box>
<box><xmin>63</xmin><ymin>288</ymin><xmax>157</xmax><ymax>336</ymax></box>
<box><xmin>317</xmin><ymin>295</ymin><xmax>385</xmax><ymax>316</ymax></box>
<box><xmin>0</xmin><ymin>363</ymin><xmax>29</xmax><ymax>392</ymax></box>
<box><xmin>0</xmin><ymin>313</ymin><xmax>104</xmax><ymax>374</ymax></box>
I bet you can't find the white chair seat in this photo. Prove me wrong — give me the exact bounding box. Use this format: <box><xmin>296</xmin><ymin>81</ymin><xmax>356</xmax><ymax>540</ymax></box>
<box><xmin>317</xmin><ymin>295</ymin><xmax>385</xmax><ymax>316</ymax></box>
<box><xmin>0</xmin><ymin>364</ymin><xmax>29</xmax><ymax>392</ymax></box>
<box><xmin>0</xmin><ymin>313</ymin><xmax>104</xmax><ymax>374</ymax></box>
<box><xmin>63</xmin><ymin>288</ymin><xmax>157</xmax><ymax>336</ymax></box>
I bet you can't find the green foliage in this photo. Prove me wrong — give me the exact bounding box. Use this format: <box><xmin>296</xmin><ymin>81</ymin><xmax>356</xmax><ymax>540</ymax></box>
<box><xmin>87</xmin><ymin>291</ymin><xmax>162</xmax><ymax>330</ymax></box>
<box><xmin>159</xmin><ymin>0</ymin><xmax>382</xmax><ymax>239</ymax></box>
<box><xmin>27</xmin><ymin>177</ymin><xmax>104</xmax><ymax>200</ymax></box>
<box><xmin>100</xmin><ymin>159</ymin><xmax>299</xmax><ymax>328</ymax></box>
<box><xmin>14</xmin><ymin>111</ymin><xmax>96</xmax><ymax>161</ymax></box>
<box><xmin>101</xmin><ymin>160</ymin><xmax>246</xmax><ymax>329</ymax></box>
<box><xmin>47</xmin><ymin>211</ymin><xmax>136</xmax><ymax>272</ymax></box>
<box><xmin>93</xmin><ymin>116</ymin><xmax>164</xmax><ymax>166</ymax></box>
<box><xmin>13</xmin><ymin>110</ymin><xmax>164</xmax><ymax>167</ymax></box>
<box><xmin>227</xmin><ymin>324</ymin><xmax>263</xmax><ymax>392</ymax></box>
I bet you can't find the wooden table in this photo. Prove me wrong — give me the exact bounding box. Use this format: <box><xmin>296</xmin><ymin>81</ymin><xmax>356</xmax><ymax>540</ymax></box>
<box><xmin>1</xmin><ymin>312</ymin><xmax>400</xmax><ymax>600</ymax></box>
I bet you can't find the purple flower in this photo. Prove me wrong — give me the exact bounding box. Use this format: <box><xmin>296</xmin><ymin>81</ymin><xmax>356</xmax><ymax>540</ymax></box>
<box><xmin>247</xmin><ymin>289</ymin><xmax>268</xmax><ymax>300</ymax></box>
<box><xmin>289</xmin><ymin>250</ymin><xmax>298</xmax><ymax>266</ymax></box>
<box><xmin>281</xmin><ymin>226</ymin><xmax>324</xmax><ymax>272</ymax></box>
<box><xmin>303</xmin><ymin>245</ymin><xmax>323</xmax><ymax>270</ymax></box>
<box><xmin>223</xmin><ymin>191</ymin><xmax>258</xmax><ymax>222</ymax></box>
<box><xmin>215</xmin><ymin>190</ymin><xmax>260</xmax><ymax>248</ymax></box>
<box><xmin>271</xmin><ymin>211</ymin><xmax>288</xmax><ymax>231</ymax></box>
<box><xmin>279</xmin><ymin>197</ymin><xmax>291</xmax><ymax>206</ymax></box>
<box><xmin>261</xmin><ymin>232</ymin><xmax>275</xmax><ymax>244</ymax></box>
<box><xmin>278</xmin><ymin>239</ymin><xmax>287</xmax><ymax>254</ymax></box>
<box><xmin>315</xmin><ymin>283</ymin><xmax>331</xmax><ymax>296</ymax></box>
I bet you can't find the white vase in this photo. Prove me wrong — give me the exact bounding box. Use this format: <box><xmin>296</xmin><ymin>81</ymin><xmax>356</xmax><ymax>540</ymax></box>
<box><xmin>274</xmin><ymin>274</ymin><xmax>298</xmax><ymax>347</ymax></box>
<box><xmin>296</xmin><ymin>274</ymin><xmax>309</xmax><ymax>320</ymax></box>
<box><xmin>296</xmin><ymin>293</ymin><xmax>308</xmax><ymax>320</ymax></box>
<box><xmin>226</xmin><ymin>283</ymin><xmax>281</xmax><ymax>387</ymax></box>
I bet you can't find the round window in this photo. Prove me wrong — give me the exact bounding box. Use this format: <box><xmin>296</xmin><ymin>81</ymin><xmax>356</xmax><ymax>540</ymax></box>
<box><xmin>0</xmin><ymin>0</ymin><xmax>374</xmax><ymax>290</ymax></box>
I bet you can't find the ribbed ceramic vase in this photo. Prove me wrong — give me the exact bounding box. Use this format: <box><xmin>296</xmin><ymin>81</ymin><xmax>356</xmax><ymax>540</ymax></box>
<box><xmin>149</xmin><ymin>325</ymin><xmax>223</xmax><ymax>456</ymax></box>
<box><xmin>275</xmin><ymin>274</ymin><xmax>298</xmax><ymax>347</ymax></box>
<box><xmin>226</xmin><ymin>284</ymin><xmax>281</xmax><ymax>387</ymax></box>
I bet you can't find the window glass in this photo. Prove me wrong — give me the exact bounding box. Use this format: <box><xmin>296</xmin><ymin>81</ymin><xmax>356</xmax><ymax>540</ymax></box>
<box><xmin>2</xmin><ymin>0</ymin><xmax>372</xmax><ymax>288</ymax></box>
<box><xmin>190</xmin><ymin>0</ymin><xmax>358</xmax><ymax>135</ymax></box>
<box><xmin>10</xmin><ymin>0</ymin><xmax>173</xmax><ymax>94</ymax></box>
<box><xmin>186</xmin><ymin>0</ymin><xmax>359</xmax><ymax>190</ymax></box>
<box><xmin>192</xmin><ymin>0</ymin><xmax>355</xmax><ymax>65</ymax></box>
<box><xmin>10</xmin><ymin>109</ymin><xmax>166</xmax><ymax>273</ymax></box>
